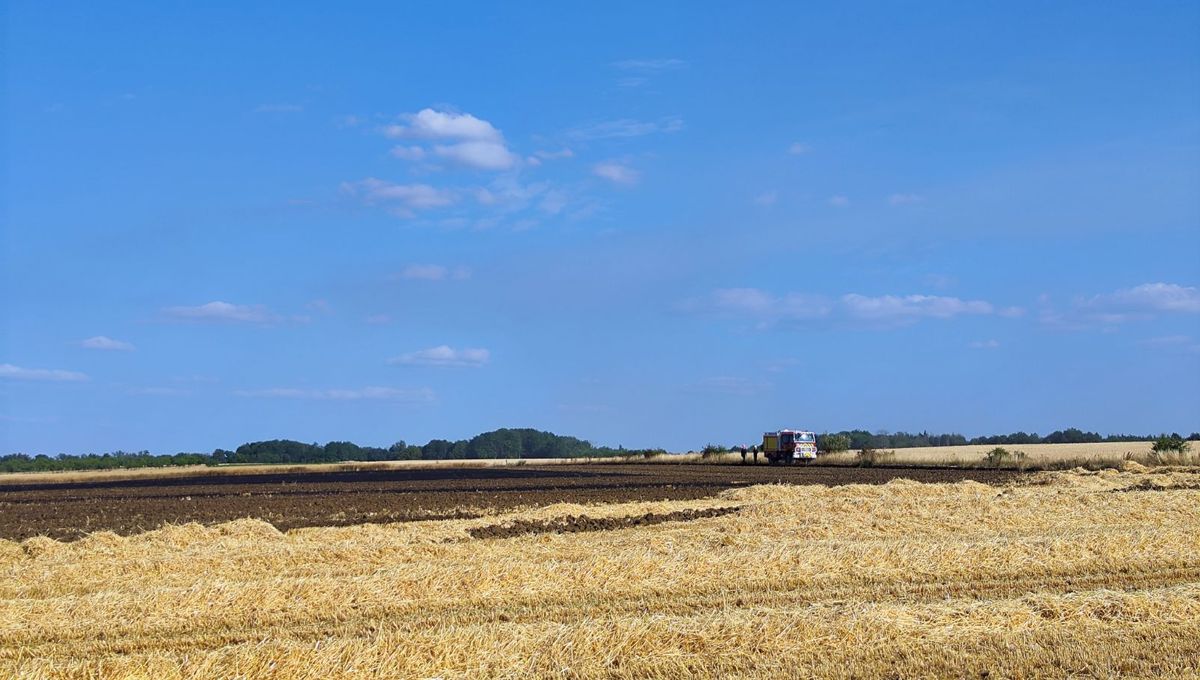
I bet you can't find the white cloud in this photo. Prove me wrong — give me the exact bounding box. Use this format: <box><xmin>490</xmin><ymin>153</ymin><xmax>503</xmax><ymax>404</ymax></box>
<box><xmin>384</xmin><ymin>108</ymin><xmax>502</xmax><ymax>142</ymax></box>
<box><xmin>163</xmin><ymin>301</ymin><xmax>281</xmax><ymax>324</ymax></box>
<box><xmin>888</xmin><ymin>193</ymin><xmax>923</xmax><ymax>205</ymax></box>
<box><xmin>753</xmin><ymin>191</ymin><xmax>778</xmax><ymax>206</ymax></box>
<box><xmin>235</xmin><ymin>386</ymin><xmax>435</xmax><ymax>402</ymax></box>
<box><xmin>534</xmin><ymin>148</ymin><xmax>574</xmax><ymax>160</ymax></box>
<box><xmin>81</xmin><ymin>336</ymin><xmax>135</xmax><ymax>351</ymax></box>
<box><xmin>841</xmin><ymin>294</ymin><xmax>993</xmax><ymax>320</ymax></box>
<box><xmin>593</xmin><ymin>162</ymin><xmax>640</xmax><ymax>185</ymax></box>
<box><xmin>365</xmin><ymin>314</ymin><xmax>392</xmax><ymax>325</ymax></box>
<box><xmin>388</xmin><ymin>345</ymin><xmax>490</xmax><ymax>368</ymax></box>
<box><xmin>1101</xmin><ymin>283</ymin><xmax>1200</xmax><ymax>314</ymax></box>
<box><xmin>612</xmin><ymin>58</ymin><xmax>687</xmax><ymax>72</ymax></box>
<box><xmin>788</xmin><ymin>142</ymin><xmax>811</xmax><ymax>155</ymax></box>
<box><xmin>342</xmin><ymin>178</ymin><xmax>456</xmax><ymax>215</ymax></box>
<box><xmin>704</xmin><ymin>288</ymin><xmax>1004</xmax><ymax>327</ymax></box>
<box><xmin>390</xmin><ymin>145</ymin><xmax>426</xmax><ymax>161</ymax></box>
<box><xmin>569</xmin><ymin>117</ymin><xmax>683</xmax><ymax>140</ymax></box>
<box><xmin>712</xmin><ymin>288</ymin><xmax>831</xmax><ymax>320</ymax></box>
<box><xmin>616</xmin><ymin>77</ymin><xmax>649</xmax><ymax>88</ymax></box>
<box><xmin>1048</xmin><ymin>282</ymin><xmax>1200</xmax><ymax>329</ymax></box>
<box><xmin>968</xmin><ymin>340</ymin><xmax>1001</xmax><ymax>349</ymax></box>
<box><xmin>0</xmin><ymin>363</ymin><xmax>88</xmax><ymax>382</ymax></box>
<box><xmin>382</xmin><ymin>108</ymin><xmax>517</xmax><ymax>171</ymax></box>
<box><xmin>397</xmin><ymin>264</ymin><xmax>471</xmax><ymax>281</ymax></box>
<box><xmin>432</xmin><ymin>140</ymin><xmax>517</xmax><ymax>170</ymax></box>
<box><xmin>828</xmin><ymin>195</ymin><xmax>850</xmax><ymax>207</ymax></box>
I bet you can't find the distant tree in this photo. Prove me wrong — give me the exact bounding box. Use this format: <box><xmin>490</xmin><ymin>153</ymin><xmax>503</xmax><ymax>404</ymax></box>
<box><xmin>817</xmin><ymin>434</ymin><xmax>850</xmax><ymax>453</ymax></box>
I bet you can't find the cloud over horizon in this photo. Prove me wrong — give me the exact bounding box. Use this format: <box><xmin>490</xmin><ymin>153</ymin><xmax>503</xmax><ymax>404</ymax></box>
<box><xmin>162</xmin><ymin>301</ymin><xmax>282</xmax><ymax>324</ymax></box>
<box><xmin>81</xmin><ymin>336</ymin><xmax>135</xmax><ymax>351</ymax></box>
<box><xmin>388</xmin><ymin>345</ymin><xmax>490</xmax><ymax>367</ymax></box>
<box><xmin>1</xmin><ymin>363</ymin><xmax>89</xmax><ymax>382</ymax></box>
<box><xmin>705</xmin><ymin>288</ymin><xmax>1010</xmax><ymax>326</ymax></box>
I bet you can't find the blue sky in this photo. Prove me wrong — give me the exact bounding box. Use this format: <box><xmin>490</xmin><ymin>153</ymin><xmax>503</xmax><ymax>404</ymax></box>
<box><xmin>3</xmin><ymin>2</ymin><xmax>1199</xmax><ymax>454</ymax></box>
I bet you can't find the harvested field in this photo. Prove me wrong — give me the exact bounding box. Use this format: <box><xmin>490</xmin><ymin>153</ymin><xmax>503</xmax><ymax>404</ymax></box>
<box><xmin>2</xmin><ymin>466</ymin><xmax>1198</xmax><ymax>678</ymax></box>
<box><xmin>0</xmin><ymin>464</ymin><xmax>1016</xmax><ymax>541</ymax></box>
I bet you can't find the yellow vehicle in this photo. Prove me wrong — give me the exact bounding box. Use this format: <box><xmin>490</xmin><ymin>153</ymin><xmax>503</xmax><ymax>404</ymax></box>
<box><xmin>762</xmin><ymin>429</ymin><xmax>818</xmax><ymax>464</ymax></box>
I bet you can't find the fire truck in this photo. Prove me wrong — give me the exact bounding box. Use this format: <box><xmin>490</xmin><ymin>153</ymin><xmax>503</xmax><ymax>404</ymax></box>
<box><xmin>762</xmin><ymin>429</ymin><xmax>818</xmax><ymax>464</ymax></box>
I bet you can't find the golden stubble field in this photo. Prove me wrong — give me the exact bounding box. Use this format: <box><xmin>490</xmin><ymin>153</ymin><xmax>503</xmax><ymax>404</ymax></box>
<box><xmin>2</xmin><ymin>464</ymin><xmax>1199</xmax><ymax>679</ymax></box>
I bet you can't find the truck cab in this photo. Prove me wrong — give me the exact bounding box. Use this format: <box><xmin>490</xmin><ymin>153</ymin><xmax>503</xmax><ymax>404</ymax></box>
<box><xmin>763</xmin><ymin>429</ymin><xmax>818</xmax><ymax>464</ymax></box>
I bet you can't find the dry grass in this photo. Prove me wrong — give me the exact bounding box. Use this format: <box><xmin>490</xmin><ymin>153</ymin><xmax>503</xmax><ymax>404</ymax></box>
<box><xmin>817</xmin><ymin>440</ymin><xmax>1198</xmax><ymax>469</ymax></box>
<box><xmin>3</xmin><ymin>467</ymin><xmax>1199</xmax><ymax>678</ymax></box>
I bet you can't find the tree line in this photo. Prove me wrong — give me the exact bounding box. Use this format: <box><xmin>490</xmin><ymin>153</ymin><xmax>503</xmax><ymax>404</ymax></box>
<box><xmin>3</xmin><ymin>427</ymin><xmax>1197</xmax><ymax>473</ymax></box>
<box><xmin>0</xmin><ymin>428</ymin><xmax>640</xmax><ymax>473</ymax></box>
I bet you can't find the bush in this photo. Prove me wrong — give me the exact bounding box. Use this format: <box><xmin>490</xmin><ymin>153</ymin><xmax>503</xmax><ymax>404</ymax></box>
<box><xmin>983</xmin><ymin>447</ymin><xmax>1027</xmax><ymax>467</ymax></box>
<box><xmin>1151</xmin><ymin>434</ymin><xmax>1191</xmax><ymax>455</ymax></box>
<box><xmin>856</xmin><ymin>448</ymin><xmax>894</xmax><ymax>467</ymax></box>
<box><xmin>701</xmin><ymin>443</ymin><xmax>727</xmax><ymax>458</ymax></box>
<box><xmin>818</xmin><ymin>434</ymin><xmax>850</xmax><ymax>453</ymax></box>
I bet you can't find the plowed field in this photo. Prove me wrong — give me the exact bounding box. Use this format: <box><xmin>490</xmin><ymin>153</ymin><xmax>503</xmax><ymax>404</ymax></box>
<box><xmin>0</xmin><ymin>464</ymin><xmax>1018</xmax><ymax>540</ymax></box>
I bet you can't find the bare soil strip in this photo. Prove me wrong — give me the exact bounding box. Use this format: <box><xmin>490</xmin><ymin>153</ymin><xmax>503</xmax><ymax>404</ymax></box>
<box><xmin>0</xmin><ymin>463</ymin><xmax>1018</xmax><ymax>541</ymax></box>
<box><xmin>466</xmin><ymin>506</ymin><xmax>741</xmax><ymax>539</ymax></box>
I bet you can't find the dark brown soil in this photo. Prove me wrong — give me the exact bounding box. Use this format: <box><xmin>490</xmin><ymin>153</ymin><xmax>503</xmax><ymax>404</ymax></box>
<box><xmin>466</xmin><ymin>506</ymin><xmax>742</xmax><ymax>540</ymax></box>
<box><xmin>0</xmin><ymin>464</ymin><xmax>1021</xmax><ymax>541</ymax></box>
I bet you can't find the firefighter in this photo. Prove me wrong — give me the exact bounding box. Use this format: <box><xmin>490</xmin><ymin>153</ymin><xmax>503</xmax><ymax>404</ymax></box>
<box><xmin>739</xmin><ymin>444</ymin><xmax>748</xmax><ymax>464</ymax></box>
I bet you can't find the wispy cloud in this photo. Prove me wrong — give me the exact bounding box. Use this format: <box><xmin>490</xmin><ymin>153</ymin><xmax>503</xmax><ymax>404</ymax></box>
<box><xmin>569</xmin><ymin>117</ymin><xmax>683</xmax><ymax>141</ymax></box>
<box><xmin>80</xmin><ymin>336</ymin><xmax>135</xmax><ymax>351</ymax></box>
<box><xmin>753</xmin><ymin>191</ymin><xmax>778</xmax><ymax>206</ymax></box>
<box><xmin>841</xmin><ymin>293</ymin><xmax>994</xmax><ymax>320</ymax></box>
<box><xmin>788</xmin><ymin>142</ymin><xmax>811</xmax><ymax>155</ymax></box>
<box><xmin>341</xmin><ymin>178</ymin><xmax>457</xmax><ymax>217</ymax></box>
<box><xmin>968</xmin><ymin>340</ymin><xmax>1001</xmax><ymax>349</ymax></box>
<box><xmin>828</xmin><ymin>195</ymin><xmax>850</xmax><ymax>207</ymax></box>
<box><xmin>534</xmin><ymin>148</ymin><xmax>574</xmax><ymax>161</ymax></box>
<box><xmin>888</xmin><ymin>193</ymin><xmax>923</xmax><ymax>205</ymax></box>
<box><xmin>162</xmin><ymin>301</ymin><xmax>282</xmax><ymax>324</ymax></box>
<box><xmin>0</xmin><ymin>363</ymin><xmax>88</xmax><ymax>382</ymax></box>
<box><xmin>1043</xmin><ymin>282</ymin><xmax>1200</xmax><ymax>329</ymax></box>
<box><xmin>388</xmin><ymin>345</ymin><xmax>490</xmax><ymax>367</ymax></box>
<box><xmin>396</xmin><ymin>264</ymin><xmax>471</xmax><ymax>281</ymax></box>
<box><xmin>365</xmin><ymin>314</ymin><xmax>392</xmax><ymax>325</ymax></box>
<box><xmin>235</xmin><ymin>386</ymin><xmax>435</xmax><ymax>402</ymax></box>
<box><xmin>1091</xmin><ymin>282</ymin><xmax>1200</xmax><ymax>314</ymax></box>
<box><xmin>1140</xmin><ymin>335</ymin><xmax>1200</xmax><ymax>354</ymax></box>
<box><xmin>593</xmin><ymin>161</ymin><xmax>640</xmax><ymax>185</ymax></box>
<box><xmin>711</xmin><ymin>288</ymin><xmax>832</xmax><ymax>320</ymax></box>
<box><xmin>612</xmin><ymin>58</ymin><xmax>687</xmax><ymax>72</ymax></box>
<box><xmin>702</xmin><ymin>288</ymin><xmax>1007</xmax><ymax>327</ymax></box>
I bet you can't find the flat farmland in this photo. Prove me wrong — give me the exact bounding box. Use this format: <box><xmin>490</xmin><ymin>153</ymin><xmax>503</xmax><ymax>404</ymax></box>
<box><xmin>3</xmin><ymin>465</ymin><xmax>1198</xmax><ymax>678</ymax></box>
<box><xmin>0</xmin><ymin>464</ymin><xmax>1018</xmax><ymax>541</ymax></box>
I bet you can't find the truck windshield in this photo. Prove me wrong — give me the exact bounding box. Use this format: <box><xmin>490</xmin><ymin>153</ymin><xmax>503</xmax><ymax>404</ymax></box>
<box><xmin>798</xmin><ymin>433</ymin><xmax>816</xmax><ymax>443</ymax></box>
